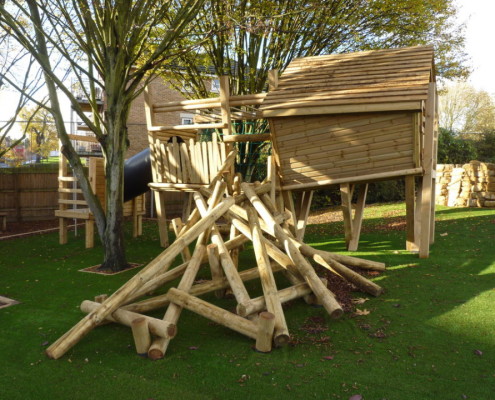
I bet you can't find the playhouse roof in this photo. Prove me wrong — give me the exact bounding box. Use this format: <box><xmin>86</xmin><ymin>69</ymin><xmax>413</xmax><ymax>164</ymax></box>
<box><xmin>261</xmin><ymin>46</ymin><xmax>435</xmax><ymax>117</ymax></box>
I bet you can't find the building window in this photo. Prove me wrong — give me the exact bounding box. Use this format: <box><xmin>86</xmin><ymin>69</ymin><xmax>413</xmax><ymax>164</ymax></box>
<box><xmin>180</xmin><ymin>113</ymin><xmax>194</xmax><ymax>125</ymax></box>
<box><xmin>181</xmin><ymin>81</ymin><xmax>194</xmax><ymax>93</ymax></box>
<box><xmin>210</xmin><ymin>79</ymin><xmax>220</xmax><ymax>93</ymax></box>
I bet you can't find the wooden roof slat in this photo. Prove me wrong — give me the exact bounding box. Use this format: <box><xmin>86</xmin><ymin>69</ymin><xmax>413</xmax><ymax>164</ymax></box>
<box><xmin>262</xmin><ymin>102</ymin><xmax>422</xmax><ymax>117</ymax></box>
<box><xmin>262</xmin><ymin>89</ymin><xmax>428</xmax><ymax>106</ymax></box>
<box><xmin>262</xmin><ymin>46</ymin><xmax>434</xmax><ymax>114</ymax></box>
<box><xmin>287</xmin><ymin>46</ymin><xmax>433</xmax><ymax>66</ymax></box>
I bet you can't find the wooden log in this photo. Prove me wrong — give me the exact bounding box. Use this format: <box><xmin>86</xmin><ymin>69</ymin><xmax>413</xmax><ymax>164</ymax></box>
<box><xmin>241</xmin><ymin>183</ymin><xmax>343</xmax><ymax>319</ymax></box>
<box><xmin>131</xmin><ymin>317</ymin><xmax>151</xmax><ymax>357</ymax></box>
<box><xmin>148</xmin><ymin>244</ymin><xmax>207</xmax><ymax>360</ymax></box>
<box><xmin>124</xmin><ymin>263</ymin><xmax>284</xmax><ymax>314</ymax></box>
<box><xmin>207</xmin><ymin>244</ymin><xmax>225</xmax><ymax>298</ymax></box>
<box><xmin>45</xmin><ymin>197</ymin><xmax>234</xmax><ymax>360</ymax></box>
<box><xmin>166</xmin><ymin>288</ymin><xmax>258</xmax><ymax>340</ymax></box>
<box><xmin>294</xmin><ymin>190</ymin><xmax>313</xmax><ymax>241</ymax></box>
<box><xmin>148</xmin><ymin>181</ymin><xmax>227</xmax><ymax>360</ymax></box>
<box><xmin>237</xmin><ymin>279</ymin><xmax>323</xmax><ymax>317</ymax></box>
<box><xmin>255</xmin><ymin>312</ymin><xmax>276</xmax><ymax>353</ymax></box>
<box><xmin>312</xmin><ymin>254</ymin><xmax>383</xmax><ymax>297</ymax></box>
<box><xmin>94</xmin><ymin>294</ymin><xmax>108</xmax><ymax>303</ymax></box>
<box><xmin>172</xmin><ymin>218</ymin><xmax>191</xmax><ymax>262</ymax></box>
<box><xmin>129</xmin><ymin>233</ymin><xmax>249</xmax><ymax>303</ymax></box>
<box><xmin>193</xmin><ymin>192</ymin><xmax>251</xmax><ymax>306</ymax></box>
<box><xmin>225</xmin><ymin>211</ymin><xmax>303</xmax><ymax>281</ymax></box>
<box><xmin>80</xmin><ymin>300</ymin><xmax>176</xmax><ymax>338</ymax></box>
<box><xmin>247</xmin><ymin>206</ymin><xmax>289</xmax><ymax>347</ymax></box>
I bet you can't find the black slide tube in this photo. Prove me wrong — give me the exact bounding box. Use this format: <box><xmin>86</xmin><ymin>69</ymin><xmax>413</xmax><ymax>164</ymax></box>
<box><xmin>123</xmin><ymin>148</ymin><xmax>152</xmax><ymax>202</ymax></box>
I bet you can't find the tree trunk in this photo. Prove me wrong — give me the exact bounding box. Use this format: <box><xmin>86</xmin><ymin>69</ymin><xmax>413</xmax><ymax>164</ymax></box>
<box><xmin>97</xmin><ymin>105</ymin><xmax>130</xmax><ymax>272</ymax></box>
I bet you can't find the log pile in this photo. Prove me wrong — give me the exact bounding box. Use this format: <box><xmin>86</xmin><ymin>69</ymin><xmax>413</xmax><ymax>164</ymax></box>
<box><xmin>435</xmin><ymin>164</ymin><xmax>464</xmax><ymax>207</ymax></box>
<box><xmin>45</xmin><ymin>150</ymin><xmax>386</xmax><ymax>360</ymax></box>
<box><xmin>435</xmin><ymin>161</ymin><xmax>495</xmax><ymax>208</ymax></box>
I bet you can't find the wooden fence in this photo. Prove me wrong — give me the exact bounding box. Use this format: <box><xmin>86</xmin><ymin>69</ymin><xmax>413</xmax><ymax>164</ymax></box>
<box><xmin>0</xmin><ymin>168</ymin><xmax>59</xmax><ymax>221</ymax></box>
<box><xmin>0</xmin><ymin>167</ymin><xmax>185</xmax><ymax>222</ymax></box>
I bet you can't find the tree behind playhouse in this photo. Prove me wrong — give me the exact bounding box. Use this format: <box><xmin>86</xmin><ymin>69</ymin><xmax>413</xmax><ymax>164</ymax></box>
<box><xmin>0</xmin><ymin>0</ymin><xmax>205</xmax><ymax>271</ymax></box>
<box><xmin>160</xmin><ymin>0</ymin><xmax>469</xmax><ymax>179</ymax></box>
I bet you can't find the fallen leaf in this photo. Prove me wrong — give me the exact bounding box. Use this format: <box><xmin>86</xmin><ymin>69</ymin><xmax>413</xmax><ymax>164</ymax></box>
<box><xmin>349</xmin><ymin>395</ymin><xmax>363</xmax><ymax>400</ymax></box>
<box><xmin>440</xmin><ymin>232</ymin><xmax>448</xmax><ymax>236</ymax></box>
<box><xmin>188</xmin><ymin>346</ymin><xmax>199</xmax><ymax>350</ymax></box>
<box><xmin>354</xmin><ymin>308</ymin><xmax>370</xmax><ymax>316</ymax></box>
<box><xmin>322</xmin><ymin>355</ymin><xmax>334</xmax><ymax>360</ymax></box>
<box><xmin>41</xmin><ymin>341</ymin><xmax>49</xmax><ymax>346</ymax></box>
<box><xmin>473</xmin><ymin>349</ymin><xmax>483</xmax><ymax>356</ymax></box>
<box><xmin>351</xmin><ymin>298</ymin><xmax>369</xmax><ymax>305</ymax></box>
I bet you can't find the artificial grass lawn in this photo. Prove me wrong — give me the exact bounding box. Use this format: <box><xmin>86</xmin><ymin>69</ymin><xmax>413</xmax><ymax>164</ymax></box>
<box><xmin>0</xmin><ymin>204</ymin><xmax>494</xmax><ymax>399</ymax></box>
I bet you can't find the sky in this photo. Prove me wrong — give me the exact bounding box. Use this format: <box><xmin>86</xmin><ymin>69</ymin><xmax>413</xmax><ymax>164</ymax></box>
<box><xmin>1</xmin><ymin>0</ymin><xmax>494</xmax><ymax>138</ymax></box>
<box><xmin>455</xmin><ymin>0</ymin><xmax>495</xmax><ymax>95</ymax></box>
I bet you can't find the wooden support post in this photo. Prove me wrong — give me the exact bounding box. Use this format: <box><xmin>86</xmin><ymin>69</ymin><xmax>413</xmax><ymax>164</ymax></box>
<box><xmin>131</xmin><ymin>317</ymin><xmax>151</xmax><ymax>357</ymax></box>
<box><xmin>340</xmin><ymin>183</ymin><xmax>353</xmax><ymax>249</ymax></box>
<box><xmin>132</xmin><ymin>198</ymin><xmax>139</xmax><ymax>238</ymax></box>
<box><xmin>247</xmin><ymin>206</ymin><xmax>289</xmax><ymax>347</ymax></box>
<box><xmin>405</xmin><ymin>176</ymin><xmax>418</xmax><ymax>252</ymax></box>
<box><xmin>419</xmin><ymin>82</ymin><xmax>436</xmax><ymax>258</ymax></box>
<box><xmin>154</xmin><ymin>191</ymin><xmax>169</xmax><ymax>247</ymax></box>
<box><xmin>46</xmin><ymin>197</ymin><xmax>234</xmax><ymax>360</ymax></box>
<box><xmin>59</xmin><ymin>217</ymin><xmax>68</xmax><ymax>245</ymax></box>
<box><xmin>85</xmin><ymin>220</ymin><xmax>94</xmax><ymax>249</ymax></box>
<box><xmin>255</xmin><ymin>312</ymin><xmax>276</xmax><ymax>353</ymax></box>
<box><xmin>347</xmin><ymin>184</ymin><xmax>368</xmax><ymax>251</ymax></box>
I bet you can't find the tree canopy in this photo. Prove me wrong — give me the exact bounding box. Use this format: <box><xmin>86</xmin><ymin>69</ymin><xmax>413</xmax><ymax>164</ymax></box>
<box><xmin>0</xmin><ymin>0</ymin><xmax>205</xmax><ymax>271</ymax></box>
<box><xmin>163</xmin><ymin>0</ymin><xmax>469</xmax><ymax>99</ymax></box>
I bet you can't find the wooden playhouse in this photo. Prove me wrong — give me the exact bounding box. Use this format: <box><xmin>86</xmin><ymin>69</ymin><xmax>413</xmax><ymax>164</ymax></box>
<box><xmin>261</xmin><ymin>45</ymin><xmax>438</xmax><ymax>257</ymax></box>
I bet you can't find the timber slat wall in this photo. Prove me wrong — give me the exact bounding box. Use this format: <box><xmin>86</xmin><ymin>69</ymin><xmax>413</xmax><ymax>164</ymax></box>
<box><xmin>0</xmin><ymin>170</ymin><xmax>58</xmax><ymax>221</ymax></box>
<box><xmin>273</xmin><ymin>112</ymin><xmax>416</xmax><ymax>186</ymax></box>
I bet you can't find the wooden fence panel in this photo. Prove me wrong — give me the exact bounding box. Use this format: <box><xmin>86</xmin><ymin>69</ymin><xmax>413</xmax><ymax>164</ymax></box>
<box><xmin>0</xmin><ymin>170</ymin><xmax>58</xmax><ymax>221</ymax></box>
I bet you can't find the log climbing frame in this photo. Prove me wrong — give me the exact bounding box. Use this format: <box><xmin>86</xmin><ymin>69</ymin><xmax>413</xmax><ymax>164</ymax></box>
<box><xmin>46</xmin><ymin>46</ymin><xmax>438</xmax><ymax>360</ymax></box>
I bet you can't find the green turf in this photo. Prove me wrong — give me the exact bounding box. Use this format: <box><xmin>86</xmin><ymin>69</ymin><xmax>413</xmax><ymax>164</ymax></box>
<box><xmin>0</xmin><ymin>204</ymin><xmax>494</xmax><ymax>399</ymax></box>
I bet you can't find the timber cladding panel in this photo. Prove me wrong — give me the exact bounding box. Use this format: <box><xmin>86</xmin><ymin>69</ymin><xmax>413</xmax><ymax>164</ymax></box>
<box><xmin>273</xmin><ymin>112</ymin><xmax>417</xmax><ymax>186</ymax></box>
<box><xmin>263</xmin><ymin>45</ymin><xmax>435</xmax><ymax>189</ymax></box>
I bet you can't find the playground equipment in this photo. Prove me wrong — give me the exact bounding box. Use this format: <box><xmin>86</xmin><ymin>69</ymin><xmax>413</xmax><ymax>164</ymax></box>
<box><xmin>55</xmin><ymin>136</ymin><xmax>147</xmax><ymax>248</ymax></box>
<box><xmin>46</xmin><ymin>46</ymin><xmax>437</xmax><ymax>360</ymax></box>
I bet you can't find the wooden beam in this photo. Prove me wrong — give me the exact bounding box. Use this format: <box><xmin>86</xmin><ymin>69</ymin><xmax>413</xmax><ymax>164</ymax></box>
<box><xmin>282</xmin><ymin>167</ymin><xmax>423</xmax><ymax>191</ymax></box>
<box><xmin>262</xmin><ymin>101</ymin><xmax>422</xmax><ymax>118</ymax></box>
